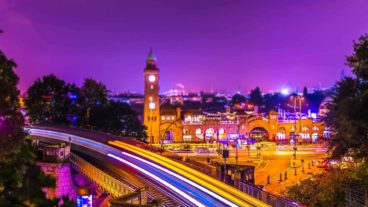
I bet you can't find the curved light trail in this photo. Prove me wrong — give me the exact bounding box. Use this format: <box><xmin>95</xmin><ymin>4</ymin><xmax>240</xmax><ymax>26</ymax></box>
<box><xmin>121</xmin><ymin>151</ymin><xmax>238</xmax><ymax>207</ymax></box>
<box><xmin>27</xmin><ymin>128</ymin><xmax>268</xmax><ymax>207</ymax></box>
<box><xmin>107</xmin><ymin>153</ymin><xmax>206</xmax><ymax>207</ymax></box>
<box><xmin>109</xmin><ymin>140</ymin><xmax>268</xmax><ymax>207</ymax></box>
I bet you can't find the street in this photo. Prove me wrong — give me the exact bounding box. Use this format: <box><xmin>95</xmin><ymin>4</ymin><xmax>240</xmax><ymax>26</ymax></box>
<box><xmin>178</xmin><ymin>143</ymin><xmax>328</xmax><ymax>195</ymax></box>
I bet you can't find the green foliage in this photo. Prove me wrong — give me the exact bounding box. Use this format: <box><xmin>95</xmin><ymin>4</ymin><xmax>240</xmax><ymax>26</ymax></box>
<box><xmin>284</xmin><ymin>169</ymin><xmax>350</xmax><ymax>207</ymax></box>
<box><xmin>25</xmin><ymin>75</ymin><xmax>147</xmax><ymax>141</ymax></box>
<box><xmin>79</xmin><ymin>78</ymin><xmax>109</xmax><ymax>127</ymax></box>
<box><xmin>326</xmin><ymin>34</ymin><xmax>368</xmax><ymax>160</ymax></box>
<box><xmin>25</xmin><ymin>74</ymin><xmax>70</xmax><ymax>124</ymax></box>
<box><xmin>347</xmin><ymin>34</ymin><xmax>368</xmax><ymax>80</ymax></box>
<box><xmin>0</xmin><ymin>48</ymin><xmax>69</xmax><ymax>205</ymax></box>
<box><xmin>80</xmin><ymin>78</ymin><xmax>108</xmax><ymax>107</ymax></box>
<box><xmin>287</xmin><ymin>33</ymin><xmax>368</xmax><ymax>207</ymax></box>
<box><xmin>0</xmin><ymin>52</ymin><xmax>20</xmax><ymax>115</ymax></box>
<box><xmin>89</xmin><ymin>101</ymin><xmax>147</xmax><ymax>141</ymax></box>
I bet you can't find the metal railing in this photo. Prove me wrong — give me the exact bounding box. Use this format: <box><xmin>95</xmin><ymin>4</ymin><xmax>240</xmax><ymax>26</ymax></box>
<box><xmin>109</xmin><ymin>188</ymin><xmax>163</xmax><ymax>207</ymax></box>
<box><xmin>346</xmin><ymin>183</ymin><xmax>368</xmax><ymax>207</ymax></box>
<box><xmin>70</xmin><ymin>153</ymin><xmax>135</xmax><ymax>198</ymax></box>
<box><xmin>239</xmin><ymin>182</ymin><xmax>300</xmax><ymax>207</ymax></box>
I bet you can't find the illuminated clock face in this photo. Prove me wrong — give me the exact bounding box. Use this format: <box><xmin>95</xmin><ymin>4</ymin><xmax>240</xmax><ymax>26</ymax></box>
<box><xmin>149</xmin><ymin>102</ymin><xmax>156</xmax><ymax>109</ymax></box>
<box><xmin>148</xmin><ymin>75</ymin><xmax>156</xmax><ymax>82</ymax></box>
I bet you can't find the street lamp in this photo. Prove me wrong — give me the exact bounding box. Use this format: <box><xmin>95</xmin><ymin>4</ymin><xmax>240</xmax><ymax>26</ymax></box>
<box><xmin>256</xmin><ymin>145</ymin><xmax>261</xmax><ymax>157</ymax></box>
<box><xmin>235</xmin><ymin>119</ymin><xmax>247</xmax><ymax>166</ymax></box>
<box><xmin>290</xmin><ymin>94</ymin><xmax>303</xmax><ymax>159</ymax></box>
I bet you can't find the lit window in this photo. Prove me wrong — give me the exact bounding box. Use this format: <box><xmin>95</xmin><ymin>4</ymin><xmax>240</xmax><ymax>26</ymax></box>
<box><xmin>150</xmin><ymin>85</ymin><xmax>154</xmax><ymax>90</ymax></box>
<box><xmin>161</xmin><ymin>116</ymin><xmax>165</xmax><ymax>120</ymax></box>
<box><xmin>183</xmin><ymin>129</ymin><xmax>190</xmax><ymax>135</ymax></box>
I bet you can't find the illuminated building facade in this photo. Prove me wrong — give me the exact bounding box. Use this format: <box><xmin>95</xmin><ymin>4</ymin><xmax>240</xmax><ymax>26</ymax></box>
<box><xmin>143</xmin><ymin>51</ymin><xmax>326</xmax><ymax>144</ymax></box>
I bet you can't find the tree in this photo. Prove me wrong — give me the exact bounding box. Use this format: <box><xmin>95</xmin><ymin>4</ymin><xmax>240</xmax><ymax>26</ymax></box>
<box><xmin>0</xmin><ymin>46</ymin><xmax>59</xmax><ymax>205</ymax></box>
<box><xmin>0</xmin><ymin>47</ymin><xmax>25</xmax><ymax>161</ymax></box>
<box><xmin>263</xmin><ymin>93</ymin><xmax>283</xmax><ymax>113</ymax></box>
<box><xmin>65</xmin><ymin>83</ymin><xmax>84</xmax><ymax>126</ymax></box>
<box><xmin>302</xmin><ymin>86</ymin><xmax>308</xmax><ymax>97</ymax></box>
<box><xmin>249</xmin><ymin>86</ymin><xmax>264</xmax><ymax>108</ymax></box>
<box><xmin>284</xmin><ymin>168</ymin><xmax>350</xmax><ymax>207</ymax></box>
<box><xmin>89</xmin><ymin>101</ymin><xmax>147</xmax><ymax>141</ymax></box>
<box><xmin>230</xmin><ymin>93</ymin><xmax>247</xmax><ymax>105</ymax></box>
<box><xmin>326</xmin><ymin>34</ymin><xmax>368</xmax><ymax>160</ymax></box>
<box><xmin>283</xmin><ymin>33</ymin><xmax>368</xmax><ymax>207</ymax></box>
<box><xmin>25</xmin><ymin>74</ymin><xmax>70</xmax><ymax>124</ymax></box>
<box><xmin>80</xmin><ymin>78</ymin><xmax>109</xmax><ymax>127</ymax></box>
<box><xmin>80</xmin><ymin>78</ymin><xmax>108</xmax><ymax>107</ymax></box>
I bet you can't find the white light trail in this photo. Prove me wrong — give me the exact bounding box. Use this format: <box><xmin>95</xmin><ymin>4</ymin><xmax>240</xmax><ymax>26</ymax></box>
<box><xmin>121</xmin><ymin>152</ymin><xmax>238</xmax><ymax>207</ymax></box>
<box><xmin>107</xmin><ymin>153</ymin><xmax>206</xmax><ymax>207</ymax></box>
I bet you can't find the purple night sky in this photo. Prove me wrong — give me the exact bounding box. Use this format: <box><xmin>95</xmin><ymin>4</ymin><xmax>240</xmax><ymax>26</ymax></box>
<box><xmin>1</xmin><ymin>0</ymin><xmax>367</xmax><ymax>94</ymax></box>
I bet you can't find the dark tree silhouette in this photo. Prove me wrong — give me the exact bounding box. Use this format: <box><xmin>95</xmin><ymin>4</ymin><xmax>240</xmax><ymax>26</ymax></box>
<box><xmin>89</xmin><ymin>101</ymin><xmax>147</xmax><ymax>141</ymax></box>
<box><xmin>326</xmin><ymin>34</ymin><xmax>368</xmax><ymax>160</ymax></box>
<box><xmin>25</xmin><ymin>74</ymin><xmax>70</xmax><ymax>124</ymax></box>
<box><xmin>249</xmin><ymin>86</ymin><xmax>264</xmax><ymax>108</ymax></box>
<box><xmin>230</xmin><ymin>93</ymin><xmax>247</xmax><ymax>105</ymax></box>
<box><xmin>0</xmin><ymin>45</ymin><xmax>60</xmax><ymax>206</ymax></box>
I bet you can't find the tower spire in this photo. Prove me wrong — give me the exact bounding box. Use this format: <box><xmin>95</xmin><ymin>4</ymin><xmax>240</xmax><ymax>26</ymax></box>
<box><xmin>145</xmin><ymin>48</ymin><xmax>158</xmax><ymax>70</ymax></box>
<box><xmin>147</xmin><ymin>48</ymin><xmax>157</xmax><ymax>62</ymax></box>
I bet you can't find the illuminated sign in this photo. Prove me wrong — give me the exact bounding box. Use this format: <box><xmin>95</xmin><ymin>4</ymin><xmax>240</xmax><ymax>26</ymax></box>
<box><xmin>183</xmin><ymin>135</ymin><xmax>192</xmax><ymax>140</ymax></box>
<box><xmin>77</xmin><ymin>195</ymin><xmax>92</xmax><ymax>207</ymax></box>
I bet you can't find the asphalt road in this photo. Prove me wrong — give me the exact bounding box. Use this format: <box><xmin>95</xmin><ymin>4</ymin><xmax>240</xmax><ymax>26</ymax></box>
<box><xmin>184</xmin><ymin>144</ymin><xmax>328</xmax><ymax>195</ymax></box>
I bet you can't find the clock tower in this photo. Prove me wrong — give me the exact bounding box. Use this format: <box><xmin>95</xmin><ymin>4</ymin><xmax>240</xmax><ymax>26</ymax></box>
<box><xmin>143</xmin><ymin>49</ymin><xmax>160</xmax><ymax>144</ymax></box>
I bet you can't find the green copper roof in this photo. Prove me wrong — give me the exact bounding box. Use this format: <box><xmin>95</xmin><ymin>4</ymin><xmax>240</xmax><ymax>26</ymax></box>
<box><xmin>147</xmin><ymin>48</ymin><xmax>157</xmax><ymax>62</ymax></box>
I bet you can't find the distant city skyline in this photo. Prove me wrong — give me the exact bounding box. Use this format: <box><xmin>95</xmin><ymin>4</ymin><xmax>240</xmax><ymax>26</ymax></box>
<box><xmin>1</xmin><ymin>0</ymin><xmax>367</xmax><ymax>93</ymax></box>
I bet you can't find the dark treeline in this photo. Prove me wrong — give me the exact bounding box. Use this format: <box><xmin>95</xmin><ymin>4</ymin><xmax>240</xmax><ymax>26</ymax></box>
<box><xmin>25</xmin><ymin>75</ymin><xmax>147</xmax><ymax>141</ymax></box>
<box><xmin>230</xmin><ymin>86</ymin><xmax>330</xmax><ymax>114</ymax></box>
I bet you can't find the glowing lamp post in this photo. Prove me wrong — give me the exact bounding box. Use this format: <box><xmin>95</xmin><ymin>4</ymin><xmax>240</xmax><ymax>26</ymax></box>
<box><xmin>290</xmin><ymin>94</ymin><xmax>303</xmax><ymax>159</ymax></box>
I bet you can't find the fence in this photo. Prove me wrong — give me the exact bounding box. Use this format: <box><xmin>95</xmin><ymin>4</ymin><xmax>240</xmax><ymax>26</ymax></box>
<box><xmin>346</xmin><ymin>183</ymin><xmax>368</xmax><ymax>207</ymax></box>
<box><xmin>239</xmin><ymin>182</ymin><xmax>300</xmax><ymax>207</ymax></box>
